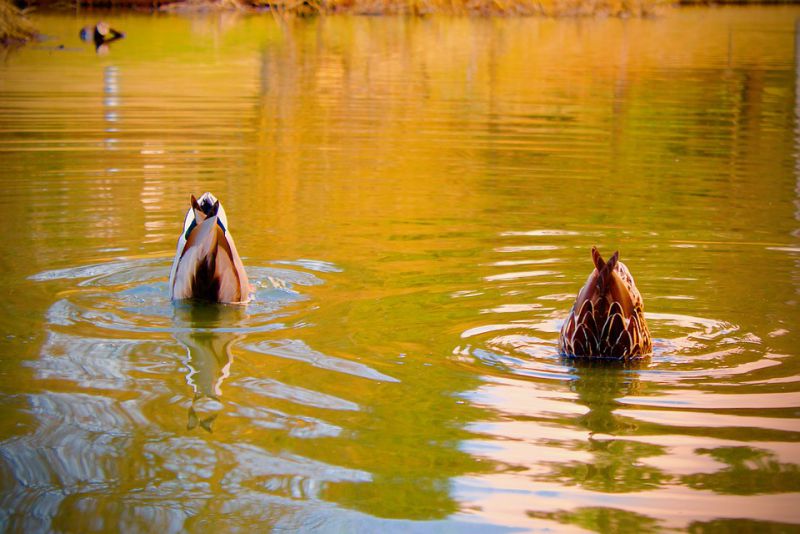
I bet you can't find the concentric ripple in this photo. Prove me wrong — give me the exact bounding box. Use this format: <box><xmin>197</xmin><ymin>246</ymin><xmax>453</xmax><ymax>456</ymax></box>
<box><xmin>445</xmin><ymin>228</ymin><xmax>800</xmax><ymax>530</ymax></box>
<box><xmin>30</xmin><ymin>257</ymin><xmax>331</xmax><ymax>333</ymax></box>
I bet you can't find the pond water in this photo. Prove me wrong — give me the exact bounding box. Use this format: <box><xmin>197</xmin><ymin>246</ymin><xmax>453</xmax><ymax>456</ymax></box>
<box><xmin>1</xmin><ymin>7</ymin><xmax>799</xmax><ymax>532</ymax></box>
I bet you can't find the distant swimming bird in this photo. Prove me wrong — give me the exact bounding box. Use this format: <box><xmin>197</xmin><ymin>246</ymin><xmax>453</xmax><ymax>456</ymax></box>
<box><xmin>79</xmin><ymin>22</ymin><xmax>124</xmax><ymax>50</ymax></box>
<box><xmin>168</xmin><ymin>193</ymin><xmax>250</xmax><ymax>304</ymax></box>
<box><xmin>559</xmin><ymin>247</ymin><xmax>652</xmax><ymax>359</ymax></box>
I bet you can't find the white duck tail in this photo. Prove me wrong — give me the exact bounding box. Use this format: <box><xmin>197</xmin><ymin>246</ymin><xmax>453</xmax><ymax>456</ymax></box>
<box><xmin>168</xmin><ymin>193</ymin><xmax>249</xmax><ymax>304</ymax></box>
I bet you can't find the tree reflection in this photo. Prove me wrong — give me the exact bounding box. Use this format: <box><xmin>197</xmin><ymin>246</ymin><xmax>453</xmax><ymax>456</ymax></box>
<box><xmin>172</xmin><ymin>302</ymin><xmax>245</xmax><ymax>432</ymax></box>
<box><xmin>528</xmin><ymin>506</ymin><xmax>662</xmax><ymax>533</ymax></box>
<box><xmin>687</xmin><ymin>517</ymin><xmax>800</xmax><ymax>533</ymax></box>
<box><xmin>682</xmin><ymin>446</ymin><xmax>800</xmax><ymax>495</ymax></box>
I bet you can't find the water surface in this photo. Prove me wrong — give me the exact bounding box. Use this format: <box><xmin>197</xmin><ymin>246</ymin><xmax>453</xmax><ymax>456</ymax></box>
<box><xmin>1</xmin><ymin>7</ymin><xmax>799</xmax><ymax>532</ymax></box>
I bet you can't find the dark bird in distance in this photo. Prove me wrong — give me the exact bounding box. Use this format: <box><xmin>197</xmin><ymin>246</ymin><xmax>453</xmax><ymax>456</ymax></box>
<box><xmin>80</xmin><ymin>22</ymin><xmax>124</xmax><ymax>51</ymax></box>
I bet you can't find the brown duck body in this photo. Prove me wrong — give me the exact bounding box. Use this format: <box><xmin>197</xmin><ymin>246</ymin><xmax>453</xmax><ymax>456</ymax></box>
<box><xmin>559</xmin><ymin>247</ymin><xmax>652</xmax><ymax>359</ymax></box>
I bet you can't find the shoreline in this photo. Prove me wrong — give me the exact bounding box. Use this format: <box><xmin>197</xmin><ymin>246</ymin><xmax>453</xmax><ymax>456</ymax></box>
<box><xmin>4</xmin><ymin>0</ymin><xmax>798</xmax><ymax>45</ymax></box>
<box><xmin>13</xmin><ymin>0</ymin><xmax>800</xmax><ymax>18</ymax></box>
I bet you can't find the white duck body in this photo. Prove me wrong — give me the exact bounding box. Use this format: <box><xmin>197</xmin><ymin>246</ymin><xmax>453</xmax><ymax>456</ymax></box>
<box><xmin>168</xmin><ymin>193</ymin><xmax>249</xmax><ymax>304</ymax></box>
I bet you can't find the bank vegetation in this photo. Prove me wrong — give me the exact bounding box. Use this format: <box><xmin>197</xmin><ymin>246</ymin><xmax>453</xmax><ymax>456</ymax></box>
<box><xmin>6</xmin><ymin>0</ymin><xmax>795</xmax><ymax>37</ymax></box>
<box><xmin>1</xmin><ymin>0</ymin><xmax>36</xmax><ymax>44</ymax></box>
<box><xmin>159</xmin><ymin>0</ymin><xmax>671</xmax><ymax>16</ymax></box>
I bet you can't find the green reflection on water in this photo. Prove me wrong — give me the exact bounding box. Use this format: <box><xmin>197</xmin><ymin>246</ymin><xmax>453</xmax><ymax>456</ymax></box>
<box><xmin>684</xmin><ymin>446</ymin><xmax>800</xmax><ymax>495</ymax></box>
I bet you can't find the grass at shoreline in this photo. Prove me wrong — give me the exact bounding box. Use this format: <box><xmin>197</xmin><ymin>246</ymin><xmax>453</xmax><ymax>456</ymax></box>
<box><xmin>1</xmin><ymin>0</ymin><xmax>36</xmax><ymax>44</ymax></box>
<box><xmin>318</xmin><ymin>0</ymin><xmax>670</xmax><ymax>16</ymax></box>
<box><xmin>11</xmin><ymin>0</ymin><xmax>799</xmax><ymax>17</ymax></box>
<box><xmin>38</xmin><ymin>0</ymin><xmax>674</xmax><ymax>17</ymax></box>
<box><xmin>291</xmin><ymin>0</ymin><xmax>670</xmax><ymax>15</ymax></box>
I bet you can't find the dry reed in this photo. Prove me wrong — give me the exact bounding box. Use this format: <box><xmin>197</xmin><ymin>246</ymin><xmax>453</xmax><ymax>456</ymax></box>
<box><xmin>237</xmin><ymin>0</ymin><xmax>670</xmax><ymax>16</ymax></box>
<box><xmin>0</xmin><ymin>0</ymin><xmax>36</xmax><ymax>45</ymax></box>
<box><xmin>324</xmin><ymin>0</ymin><xmax>669</xmax><ymax>15</ymax></box>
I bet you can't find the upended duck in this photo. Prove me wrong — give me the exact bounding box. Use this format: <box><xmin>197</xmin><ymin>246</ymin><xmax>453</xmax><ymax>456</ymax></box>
<box><xmin>559</xmin><ymin>247</ymin><xmax>652</xmax><ymax>359</ymax></box>
<box><xmin>168</xmin><ymin>193</ymin><xmax>250</xmax><ymax>304</ymax></box>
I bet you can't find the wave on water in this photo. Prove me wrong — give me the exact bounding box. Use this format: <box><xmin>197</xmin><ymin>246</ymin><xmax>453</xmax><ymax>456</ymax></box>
<box><xmin>29</xmin><ymin>257</ymin><xmax>332</xmax><ymax>334</ymax></box>
<box><xmin>3</xmin><ymin>255</ymin><xmax>405</xmax><ymax>531</ymax></box>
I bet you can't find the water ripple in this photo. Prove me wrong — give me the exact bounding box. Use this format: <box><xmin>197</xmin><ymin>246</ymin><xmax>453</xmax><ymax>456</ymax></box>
<box><xmin>31</xmin><ymin>258</ymin><xmax>326</xmax><ymax>335</ymax></box>
<box><xmin>237</xmin><ymin>377</ymin><xmax>361</xmax><ymax>411</ymax></box>
<box><xmin>245</xmin><ymin>339</ymin><xmax>399</xmax><ymax>383</ymax></box>
<box><xmin>2</xmin><ymin>252</ymin><xmax>388</xmax><ymax>531</ymax></box>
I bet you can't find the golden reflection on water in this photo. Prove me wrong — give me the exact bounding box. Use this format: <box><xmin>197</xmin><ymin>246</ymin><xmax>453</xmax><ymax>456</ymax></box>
<box><xmin>0</xmin><ymin>6</ymin><xmax>799</xmax><ymax>532</ymax></box>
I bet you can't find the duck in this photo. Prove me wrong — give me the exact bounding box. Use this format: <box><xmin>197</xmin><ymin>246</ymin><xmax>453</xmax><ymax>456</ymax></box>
<box><xmin>79</xmin><ymin>22</ymin><xmax>124</xmax><ymax>50</ymax></box>
<box><xmin>559</xmin><ymin>247</ymin><xmax>652</xmax><ymax>359</ymax></box>
<box><xmin>168</xmin><ymin>193</ymin><xmax>250</xmax><ymax>304</ymax></box>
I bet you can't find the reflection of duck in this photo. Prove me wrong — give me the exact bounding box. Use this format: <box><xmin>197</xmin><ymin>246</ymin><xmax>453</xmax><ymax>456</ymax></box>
<box><xmin>168</xmin><ymin>193</ymin><xmax>250</xmax><ymax>304</ymax></box>
<box><xmin>559</xmin><ymin>247</ymin><xmax>652</xmax><ymax>359</ymax></box>
<box><xmin>173</xmin><ymin>302</ymin><xmax>243</xmax><ymax>432</ymax></box>
<box><xmin>566</xmin><ymin>358</ymin><xmax>642</xmax><ymax>435</ymax></box>
<box><xmin>542</xmin><ymin>359</ymin><xmax>667</xmax><ymax>494</ymax></box>
<box><xmin>79</xmin><ymin>22</ymin><xmax>124</xmax><ymax>51</ymax></box>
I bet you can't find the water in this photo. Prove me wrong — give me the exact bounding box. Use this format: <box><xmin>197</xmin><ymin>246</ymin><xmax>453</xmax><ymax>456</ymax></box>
<box><xmin>1</xmin><ymin>7</ymin><xmax>799</xmax><ymax>531</ymax></box>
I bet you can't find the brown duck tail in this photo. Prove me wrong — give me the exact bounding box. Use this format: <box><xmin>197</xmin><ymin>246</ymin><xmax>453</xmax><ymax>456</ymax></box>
<box><xmin>591</xmin><ymin>246</ymin><xmax>605</xmax><ymax>271</ymax></box>
<box><xmin>598</xmin><ymin>250</ymin><xmax>619</xmax><ymax>292</ymax></box>
<box><xmin>589</xmin><ymin>247</ymin><xmax>618</xmax><ymax>295</ymax></box>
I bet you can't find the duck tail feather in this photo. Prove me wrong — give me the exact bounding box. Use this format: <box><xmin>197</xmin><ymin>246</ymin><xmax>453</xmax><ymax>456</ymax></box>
<box><xmin>591</xmin><ymin>246</ymin><xmax>605</xmax><ymax>272</ymax></box>
<box><xmin>596</xmin><ymin>250</ymin><xmax>618</xmax><ymax>293</ymax></box>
